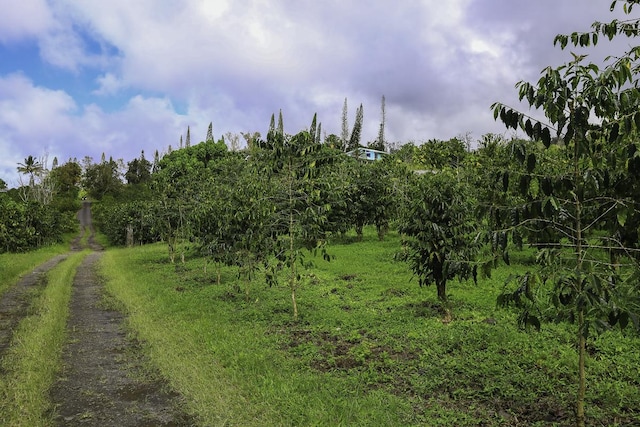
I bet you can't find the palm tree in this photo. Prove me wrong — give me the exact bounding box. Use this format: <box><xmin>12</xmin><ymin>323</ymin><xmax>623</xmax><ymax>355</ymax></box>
<box><xmin>17</xmin><ymin>155</ymin><xmax>44</xmax><ymax>186</ymax></box>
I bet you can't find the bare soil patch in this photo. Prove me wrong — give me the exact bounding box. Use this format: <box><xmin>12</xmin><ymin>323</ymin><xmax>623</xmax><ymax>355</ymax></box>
<box><xmin>49</xmin><ymin>251</ymin><xmax>193</xmax><ymax>426</ymax></box>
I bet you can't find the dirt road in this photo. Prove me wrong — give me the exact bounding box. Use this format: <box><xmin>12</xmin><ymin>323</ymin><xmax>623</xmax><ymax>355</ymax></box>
<box><xmin>49</xmin><ymin>251</ymin><xmax>192</xmax><ymax>426</ymax></box>
<box><xmin>0</xmin><ymin>202</ymin><xmax>193</xmax><ymax>425</ymax></box>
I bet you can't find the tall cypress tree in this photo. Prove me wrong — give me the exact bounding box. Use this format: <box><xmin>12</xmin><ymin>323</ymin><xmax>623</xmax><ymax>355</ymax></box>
<box><xmin>348</xmin><ymin>104</ymin><xmax>363</xmax><ymax>152</ymax></box>
<box><xmin>341</xmin><ymin>98</ymin><xmax>349</xmax><ymax>150</ymax></box>
<box><xmin>206</xmin><ymin>122</ymin><xmax>214</xmax><ymax>142</ymax></box>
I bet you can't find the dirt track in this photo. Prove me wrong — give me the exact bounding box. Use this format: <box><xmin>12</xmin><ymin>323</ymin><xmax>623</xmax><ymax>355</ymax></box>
<box><xmin>48</xmin><ymin>202</ymin><xmax>192</xmax><ymax>426</ymax></box>
<box><xmin>49</xmin><ymin>251</ymin><xmax>192</xmax><ymax>426</ymax></box>
<box><xmin>0</xmin><ymin>202</ymin><xmax>193</xmax><ymax>425</ymax></box>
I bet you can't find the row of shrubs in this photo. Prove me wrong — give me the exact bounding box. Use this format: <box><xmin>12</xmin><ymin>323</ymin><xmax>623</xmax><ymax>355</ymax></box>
<box><xmin>0</xmin><ymin>194</ymin><xmax>77</xmax><ymax>253</ymax></box>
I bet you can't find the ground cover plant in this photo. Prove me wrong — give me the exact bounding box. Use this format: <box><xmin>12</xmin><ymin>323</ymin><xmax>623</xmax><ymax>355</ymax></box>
<box><xmin>100</xmin><ymin>227</ymin><xmax>640</xmax><ymax>426</ymax></box>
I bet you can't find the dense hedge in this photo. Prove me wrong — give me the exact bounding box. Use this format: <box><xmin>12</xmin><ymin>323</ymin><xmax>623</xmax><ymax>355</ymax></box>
<box><xmin>0</xmin><ymin>196</ymin><xmax>72</xmax><ymax>253</ymax></box>
<box><xmin>93</xmin><ymin>200</ymin><xmax>160</xmax><ymax>246</ymax></box>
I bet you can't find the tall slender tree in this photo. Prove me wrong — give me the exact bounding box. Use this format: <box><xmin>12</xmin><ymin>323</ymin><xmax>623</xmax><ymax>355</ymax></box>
<box><xmin>310</xmin><ymin>113</ymin><xmax>317</xmax><ymax>138</ymax></box>
<box><xmin>341</xmin><ymin>98</ymin><xmax>349</xmax><ymax>150</ymax></box>
<box><xmin>376</xmin><ymin>95</ymin><xmax>386</xmax><ymax>151</ymax></box>
<box><xmin>277</xmin><ymin>109</ymin><xmax>284</xmax><ymax>135</ymax></box>
<box><xmin>347</xmin><ymin>103</ymin><xmax>364</xmax><ymax>152</ymax></box>
<box><xmin>206</xmin><ymin>122</ymin><xmax>214</xmax><ymax>142</ymax></box>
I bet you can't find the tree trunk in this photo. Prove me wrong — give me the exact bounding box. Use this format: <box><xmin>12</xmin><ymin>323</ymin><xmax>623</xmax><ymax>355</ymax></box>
<box><xmin>437</xmin><ymin>282</ymin><xmax>447</xmax><ymax>302</ymax></box>
<box><xmin>576</xmin><ymin>310</ymin><xmax>586</xmax><ymax>427</ymax></box>
<box><xmin>436</xmin><ymin>277</ymin><xmax>452</xmax><ymax>323</ymax></box>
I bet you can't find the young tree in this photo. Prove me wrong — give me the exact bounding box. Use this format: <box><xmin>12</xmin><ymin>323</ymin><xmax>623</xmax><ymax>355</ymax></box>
<box><xmin>398</xmin><ymin>170</ymin><xmax>480</xmax><ymax>320</ymax></box>
<box><xmin>491</xmin><ymin>3</ymin><xmax>640</xmax><ymax>425</ymax></box>
<box><xmin>259</xmin><ymin>128</ymin><xmax>331</xmax><ymax>319</ymax></box>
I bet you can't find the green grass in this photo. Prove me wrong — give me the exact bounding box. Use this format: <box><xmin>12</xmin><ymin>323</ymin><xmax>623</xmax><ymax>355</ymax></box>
<box><xmin>0</xmin><ymin>233</ymin><xmax>75</xmax><ymax>297</ymax></box>
<box><xmin>0</xmin><ymin>250</ymin><xmax>88</xmax><ymax>427</ymax></box>
<box><xmin>100</xmin><ymin>227</ymin><xmax>640</xmax><ymax>426</ymax></box>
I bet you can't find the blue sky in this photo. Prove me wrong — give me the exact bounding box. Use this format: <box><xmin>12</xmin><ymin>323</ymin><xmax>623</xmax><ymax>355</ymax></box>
<box><xmin>0</xmin><ymin>0</ymin><xmax>633</xmax><ymax>186</ymax></box>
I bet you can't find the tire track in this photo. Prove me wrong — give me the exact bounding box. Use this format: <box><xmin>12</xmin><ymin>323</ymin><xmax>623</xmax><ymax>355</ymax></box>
<box><xmin>50</xmin><ymin>206</ymin><xmax>193</xmax><ymax>426</ymax></box>
<box><xmin>0</xmin><ymin>255</ymin><xmax>67</xmax><ymax>366</ymax></box>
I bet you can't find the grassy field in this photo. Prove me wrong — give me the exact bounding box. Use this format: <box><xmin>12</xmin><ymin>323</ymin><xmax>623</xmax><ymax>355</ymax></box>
<box><xmin>0</xmin><ymin>250</ymin><xmax>87</xmax><ymax>426</ymax></box>
<box><xmin>100</xmin><ymin>228</ymin><xmax>640</xmax><ymax>426</ymax></box>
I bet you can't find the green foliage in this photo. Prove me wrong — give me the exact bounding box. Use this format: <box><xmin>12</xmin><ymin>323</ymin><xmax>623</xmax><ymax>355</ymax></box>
<box><xmin>0</xmin><ymin>196</ymin><xmax>66</xmax><ymax>253</ymax></box>
<box><xmin>82</xmin><ymin>156</ymin><xmax>123</xmax><ymax>200</ymax></box>
<box><xmin>258</xmin><ymin>128</ymin><xmax>333</xmax><ymax>317</ymax></box>
<box><xmin>415</xmin><ymin>138</ymin><xmax>468</xmax><ymax>170</ymax></box>
<box><xmin>124</xmin><ymin>151</ymin><xmax>152</xmax><ymax>185</ymax></box>
<box><xmin>348</xmin><ymin>159</ymin><xmax>404</xmax><ymax>240</ymax></box>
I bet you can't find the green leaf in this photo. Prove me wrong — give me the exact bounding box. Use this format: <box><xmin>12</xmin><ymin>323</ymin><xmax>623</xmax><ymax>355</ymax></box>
<box><xmin>541</xmin><ymin>127</ymin><xmax>551</xmax><ymax>148</ymax></box>
<box><xmin>617</xmin><ymin>209</ymin><xmax>627</xmax><ymax>226</ymax></box>
<box><xmin>619</xmin><ymin>312</ymin><xmax>629</xmax><ymax>329</ymax></box>
<box><xmin>526</xmin><ymin>153</ymin><xmax>536</xmax><ymax>172</ymax></box>
<box><xmin>609</xmin><ymin>122</ymin><xmax>619</xmax><ymax>143</ymax></box>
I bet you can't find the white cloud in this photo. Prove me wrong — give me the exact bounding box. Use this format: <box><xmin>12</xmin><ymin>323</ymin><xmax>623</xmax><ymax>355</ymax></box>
<box><xmin>0</xmin><ymin>0</ymin><xmax>53</xmax><ymax>42</ymax></box>
<box><xmin>1</xmin><ymin>0</ymin><xmax>635</xmax><ymax>185</ymax></box>
<box><xmin>93</xmin><ymin>73</ymin><xmax>125</xmax><ymax>95</ymax></box>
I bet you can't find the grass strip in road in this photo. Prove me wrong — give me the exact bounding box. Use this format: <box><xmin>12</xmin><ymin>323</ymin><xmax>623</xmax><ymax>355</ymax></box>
<box><xmin>0</xmin><ymin>235</ymin><xmax>75</xmax><ymax>297</ymax></box>
<box><xmin>0</xmin><ymin>250</ymin><xmax>88</xmax><ymax>427</ymax></box>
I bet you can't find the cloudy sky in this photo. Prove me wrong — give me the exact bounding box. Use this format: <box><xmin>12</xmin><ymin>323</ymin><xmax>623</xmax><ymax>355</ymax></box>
<box><xmin>0</xmin><ymin>0</ymin><xmax>633</xmax><ymax>185</ymax></box>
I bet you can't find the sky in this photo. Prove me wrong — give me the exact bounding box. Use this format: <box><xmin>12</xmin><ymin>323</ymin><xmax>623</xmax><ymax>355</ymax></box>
<box><xmin>0</xmin><ymin>0</ymin><xmax>634</xmax><ymax>186</ymax></box>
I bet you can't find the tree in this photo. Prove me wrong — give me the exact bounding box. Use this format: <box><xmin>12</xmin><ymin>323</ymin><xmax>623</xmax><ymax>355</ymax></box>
<box><xmin>491</xmin><ymin>3</ymin><xmax>640</xmax><ymax>425</ymax></box>
<box><xmin>82</xmin><ymin>156</ymin><xmax>123</xmax><ymax>200</ymax></box>
<box><xmin>309</xmin><ymin>113</ymin><xmax>317</xmax><ymax>138</ymax></box>
<box><xmin>224</xmin><ymin>132</ymin><xmax>241</xmax><ymax>151</ymax></box>
<box><xmin>17</xmin><ymin>155</ymin><xmax>43</xmax><ymax>186</ymax></box>
<box><xmin>258</xmin><ymin>128</ymin><xmax>332</xmax><ymax>319</ymax></box>
<box><xmin>0</xmin><ymin>179</ymin><xmax>6</xmax><ymax>191</ymax></box>
<box><xmin>398</xmin><ymin>170</ymin><xmax>480</xmax><ymax>319</ymax></box>
<box><xmin>125</xmin><ymin>151</ymin><xmax>152</xmax><ymax>185</ymax></box>
<box><xmin>241</xmin><ymin>131</ymin><xmax>261</xmax><ymax>150</ymax></box>
<box><xmin>49</xmin><ymin>159</ymin><xmax>82</xmax><ymax>213</ymax></box>
<box><xmin>341</xmin><ymin>98</ymin><xmax>349</xmax><ymax>150</ymax></box>
<box><xmin>347</xmin><ymin>103</ymin><xmax>363</xmax><ymax>152</ymax></box>
<box><xmin>206</xmin><ymin>122</ymin><xmax>214</xmax><ymax>143</ymax></box>
<box><xmin>277</xmin><ymin>110</ymin><xmax>284</xmax><ymax>135</ymax></box>
<box><xmin>370</xmin><ymin>95</ymin><xmax>386</xmax><ymax>151</ymax></box>
<box><xmin>185</xmin><ymin>126</ymin><xmax>191</xmax><ymax>148</ymax></box>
